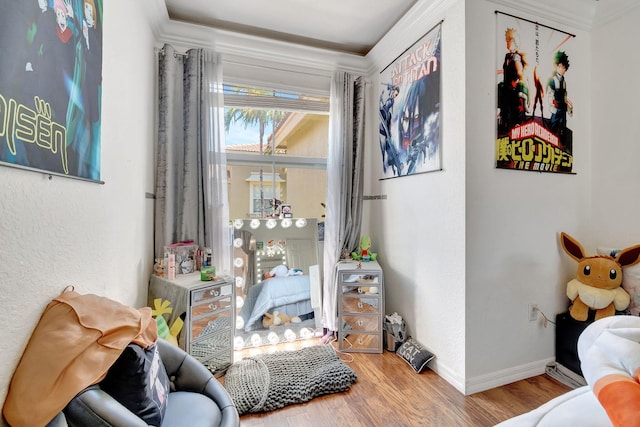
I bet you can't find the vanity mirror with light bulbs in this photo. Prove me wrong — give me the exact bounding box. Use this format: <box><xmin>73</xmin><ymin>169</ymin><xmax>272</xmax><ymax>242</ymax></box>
<box><xmin>232</xmin><ymin>217</ymin><xmax>323</xmax><ymax>350</ymax></box>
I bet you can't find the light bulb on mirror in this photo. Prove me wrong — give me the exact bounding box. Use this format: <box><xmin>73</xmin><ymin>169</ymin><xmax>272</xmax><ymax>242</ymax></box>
<box><xmin>250</xmin><ymin>219</ymin><xmax>260</xmax><ymax>229</ymax></box>
<box><xmin>235</xmin><ymin>276</ymin><xmax>244</xmax><ymax>288</ymax></box>
<box><xmin>235</xmin><ymin>316</ymin><xmax>244</xmax><ymax>330</ymax></box>
<box><xmin>284</xmin><ymin>329</ymin><xmax>296</xmax><ymax>341</ymax></box>
<box><xmin>236</xmin><ymin>295</ymin><xmax>244</xmax><ymax>308</ymax></box>
<box><xmin>234</xmin><ymin>336</ymin><xmax>245</xmax><ymax>350</ymax></box>
<box><xmin>266</xmin><ymin>218</ymin><xmax>277</xmax><ymax>229</ymax></box>
<box><xmin>251</xmin><ymin>333</ymin><xmax>262</xmax><ymax>347</ymax></box>
<box><xmin>234</xmin><ymin>257</ymin><xmax>244</xmax><ymax>268</ymax></box>
<box><xmin>233</xmin><ymin>219</ymin><xmax>244</xmax><ymax>229</ymax></box>
<box><xmin>233</xmin><ymin>238</ymin><xmax>243</xmax><ymax>248</ymax></box>
<box><xmin>281</xmin><ymin>218</ymin><xmax>292</xmax><ymax>228</ymax></box>
<box><xmin>299</xmin><ymin>327</ymin><xmax>313</xmax><ymax>339</ymax></box>
<box><xmin>267</xmin><ymin>331</ymin><xmax>279</xmax><ymax>344</ymax></box>
<box><xmin>295</xmin><ymin>218</ymin><xmax>307</xmax><ymax>228</ymax></box>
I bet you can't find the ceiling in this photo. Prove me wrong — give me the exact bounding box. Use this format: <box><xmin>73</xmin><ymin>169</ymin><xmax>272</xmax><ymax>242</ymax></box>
<box><xmin>163</xmin><ymin>0</ymin><xmax>418</xmax><ymax>56</ymax></box>
<box><xmin>164</xmin><ymin>0</ymin><xmax>637</xmax><ymax>56</ymax></box>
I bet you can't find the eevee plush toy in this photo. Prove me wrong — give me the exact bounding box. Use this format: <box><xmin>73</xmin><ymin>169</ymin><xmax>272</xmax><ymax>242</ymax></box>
<box><xmin>560</xmin><ymin>232</ymin><xmax>640</xmax><ymax>321</ymax></box>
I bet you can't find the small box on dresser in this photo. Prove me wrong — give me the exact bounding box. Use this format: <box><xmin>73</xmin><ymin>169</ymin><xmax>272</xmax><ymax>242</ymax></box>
<box><xmin>337</xmin><ymin>260</ymin><xmax>384</xmax><ymax>353</ymax></box>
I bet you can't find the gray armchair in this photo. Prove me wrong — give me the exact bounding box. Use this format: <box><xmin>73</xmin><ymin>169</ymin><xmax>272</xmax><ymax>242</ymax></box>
<box><xmin>63</xmin><ymin>339</ymin><xmax>239</xmax><ymax>427</ymax></box>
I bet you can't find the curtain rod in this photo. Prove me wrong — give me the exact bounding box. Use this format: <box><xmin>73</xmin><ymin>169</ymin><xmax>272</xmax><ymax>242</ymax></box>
<box><xmin>495</xmin><ymin>10</ymin><xmax>576</xmax><ymax>38</ymax></box>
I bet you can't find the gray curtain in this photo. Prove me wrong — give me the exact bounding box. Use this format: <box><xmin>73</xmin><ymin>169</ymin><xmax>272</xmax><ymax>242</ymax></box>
<box><xmin>155</xmin><ymin>45</ymin><xmax>230</xmax><ymax>275</ymax></box>
<box><xmin>322</xmin><ymin>72</ymin><xmax>366</xmax><ymax>332</ymax></box>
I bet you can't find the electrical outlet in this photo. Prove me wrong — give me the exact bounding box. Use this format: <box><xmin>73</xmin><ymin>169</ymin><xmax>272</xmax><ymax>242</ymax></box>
<box><xmin>528</xmin><ymin>303</ymin><xmax>538</xmax><ymax>321</ymax></box>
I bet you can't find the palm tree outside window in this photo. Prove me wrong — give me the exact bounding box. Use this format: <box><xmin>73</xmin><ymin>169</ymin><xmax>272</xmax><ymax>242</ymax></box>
<box><xmin>223</xmin><ymin>84</ymin><xmax>329</xmax><ymax>221</ymax></box>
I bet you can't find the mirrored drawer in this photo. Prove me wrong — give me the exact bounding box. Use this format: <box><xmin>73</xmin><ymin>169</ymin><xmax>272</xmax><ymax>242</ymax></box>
<box><xmin>340</xmin><ymin>272</ymin><xmax>381</xmax><ymax>285</ymax></box>
<box><xmin>342</xmin><ymin>314</ymin><xmax>380</xmax><ymax>331</ymax></box>
<box><xmin>340</xmin><ymin>332</ymin><xmax>381</xmax><ymax>352</ymax></box>
<box><xmin>341</xmin><ymin>295</ymin><xmax>380</xmax><ymax>314</ymax></box>
<box><xmin>192</xmin><ymin>283</ymin><xmax>233</xmax><ymax>304</ymax></box>
<box><xmin>191</xmin><ymin>296</ymin><xmax>232</xmax><ymax>318</ymax></box>
<box><xmin>191</xmin><ymin>309</ymin><xmax>232</xmax><ymax>339</ymax></box>
<box><xmin>341</xmin><ymin>284</ymin><xmax>381</xmax><ymax>297</ymax></box>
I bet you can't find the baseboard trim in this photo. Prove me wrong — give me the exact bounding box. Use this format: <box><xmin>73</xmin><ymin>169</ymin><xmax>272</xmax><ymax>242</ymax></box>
<box><xmin>464</xmin><ymin>357</ymin><xmax>555</xmax><ymax>395</ymax></box>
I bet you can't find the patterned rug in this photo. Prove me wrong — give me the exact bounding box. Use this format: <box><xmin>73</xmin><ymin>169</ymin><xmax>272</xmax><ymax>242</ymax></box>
<box><xmin>223</xmin><ymin>344</ymin><xmax>357</xmax><ymax>415</ymax></box>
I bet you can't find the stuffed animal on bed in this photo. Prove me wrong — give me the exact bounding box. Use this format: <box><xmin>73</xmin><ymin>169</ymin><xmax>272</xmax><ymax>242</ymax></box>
<box><xmin>560</xmin><ymin>232</ymin><xmax>640</xmax><ymax>321</ymax></box>
<box><xmin>262</xmin><ymin>311</ymin><xmax>301</xmax><ymax>328</ymax></box>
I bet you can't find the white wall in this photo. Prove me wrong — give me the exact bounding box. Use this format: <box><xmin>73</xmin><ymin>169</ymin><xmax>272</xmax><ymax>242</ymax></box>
<box><xmin>463</xmin><ymin>1</ymin><xmax>592</xmax><ymax>393</ymax></box>
<box><xmin>365</xmin><ymin>0</ymin><xmax>468</xmax><ymax>390</ymax></box>
<box><xmin>0</xmin><ymin>0</ymin><xmax>158</xmax><ymax>410</ymax></box>
<box><xmin>366</xmin><ymin>0</ymin><xmax>596</xmax><ymax>394</ymax></box>
<box><xmin>591</xmin><ymin>7</ymin><xmax>640</xmax><ymax>248</ymax></box>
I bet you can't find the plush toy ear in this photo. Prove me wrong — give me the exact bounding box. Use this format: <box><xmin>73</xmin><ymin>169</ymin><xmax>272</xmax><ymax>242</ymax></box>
<box><xmin>617</xmin><ymin>244</ymin><xmax>640</xmax><ymax>268</ymax></box>
<box><xmin>560</xmin><ymin>232</ymin><xmax>586</xmax><ymax>262</ymax></box>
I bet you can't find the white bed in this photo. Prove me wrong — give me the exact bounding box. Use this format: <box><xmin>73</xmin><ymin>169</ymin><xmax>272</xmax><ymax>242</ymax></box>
<box><xmin>239</xmin><ymin>275</ymin><xmax>315</xmax><ymax>332</ymax></box>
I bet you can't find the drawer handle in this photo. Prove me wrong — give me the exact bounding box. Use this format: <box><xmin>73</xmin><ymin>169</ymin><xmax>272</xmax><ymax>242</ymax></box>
<box><xmin>208</xmin><ymin>303</ymin><xmax>217</xmax><ymax>310</ymax></box>
<box><xmin>357</xmin><ymin>338</ymin><xmax>364</xmax><ymax>345</ymax></box>
<box><xmin>357</xmin><ymin>302</ymin><xmax>364</xmax><ymax>309</ymax></box>
<box><xmin>357</xmin><ymin>320</ymin><xmax>364</xmax><ymax>327</ymax></box>
<box><xmin>209</xmin><ymin>289</ymin><xmax>220</xmax><ymax>297</ymax></box>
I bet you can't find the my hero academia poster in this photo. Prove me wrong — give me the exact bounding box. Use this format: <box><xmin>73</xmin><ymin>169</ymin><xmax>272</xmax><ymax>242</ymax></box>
<box><xmin>496</xmin><ymin>12</ymin><xmax>575</xmax><ymax>174</ymax></box>
<box><xmin>0</xmin><ymin>0</ymin><xmax>103</xmax><ymax>182</ymax></box>
<box><xmin>378</xmin><ymin>22</ymin><xmax>441</xmax><ymax>179</ymax></box>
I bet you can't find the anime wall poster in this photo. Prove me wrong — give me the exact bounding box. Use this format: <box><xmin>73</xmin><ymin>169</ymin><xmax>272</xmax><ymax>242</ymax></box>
<box><xmin>496</xmin><ymin>12</ymin><xmax>575</xmax><ymax>174</ymax></box>
<box><xmin>0</xmin><ymin>0</ymin><xmax>103</xmax><ymax>182</ymax></box>
<box><xmin>378</xmin><ymin>22</ymin><xmax>442</xmax><ymax>179</ymax></box>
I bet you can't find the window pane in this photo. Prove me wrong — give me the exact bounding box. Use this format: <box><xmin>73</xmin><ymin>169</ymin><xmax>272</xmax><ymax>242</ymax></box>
<box><xmin>225</xmin><ymin>109</ymin><xmax>328</xmax><ymax>160</ymax></box>
<box><xmin>224</xmin><ymin>101</ymin><xmax>328</xmax><ymax>221</ymax></box>
<box><xmin>229</xmin><ymin>163</ymin><xmax>326</xmax><ymax>220</ymax></box>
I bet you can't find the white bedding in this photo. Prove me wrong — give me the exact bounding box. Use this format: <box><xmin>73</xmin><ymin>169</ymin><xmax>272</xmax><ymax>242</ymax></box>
<box><xmin>494</xmin><ymin>386</ymin><xmax>611</xmax><ymax>427</ymax></box>
<box><xmin>240</xmin><ymin>275</ymin><xmax>312</xmax><ymax>331</ymax></box>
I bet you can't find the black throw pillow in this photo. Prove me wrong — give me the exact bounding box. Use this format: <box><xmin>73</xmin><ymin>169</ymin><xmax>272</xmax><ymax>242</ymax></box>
<box><xmin>100</xmin><ymin>342</ymin><xmax>170</xmax><ymax>425</ymax></box>
<box><xmin>396</xmin><ymin>337</ymin><xmax>435</xmax><ymax>373</ymax></box>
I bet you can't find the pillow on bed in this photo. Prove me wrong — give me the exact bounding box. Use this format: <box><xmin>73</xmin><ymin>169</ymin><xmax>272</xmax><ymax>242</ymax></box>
<box><xmin>396</xmin><ymin>337</ymin><xmax>434</xmax><ymax>373</ymax></box>
<box><xmin>270</xmin><ymin>265</ymin><xmax>289</xmax><ymax>277</ymax></box>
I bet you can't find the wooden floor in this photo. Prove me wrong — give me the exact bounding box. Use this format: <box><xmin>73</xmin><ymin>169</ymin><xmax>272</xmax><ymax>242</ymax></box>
<box><xmin>224</xmin><ymin>339</ymin><xmax>571</xmax><ymax>427</ymax></box>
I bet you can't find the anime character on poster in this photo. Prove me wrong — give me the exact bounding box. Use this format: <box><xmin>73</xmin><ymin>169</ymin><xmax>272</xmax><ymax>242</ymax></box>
<box><xmin>494</xmin><ymin>12</ymin><xmax>576</xmax><ymax>174</ymax></box>
<box><xmin>547</xmin><ymin>51</ymin><xmax>573</xmax><ymax>152</ymax></box>
<box><xmin>397</xmin><ymin>77</ymin><xmax>438</xmax><ymax>175</ymax></box>
<box><xmin>0</xmin><ymin>0</ymin><xmax>102</xmax><ymax>180</ymax></box>
<box><xmin>69</xmin><ymin>0</ymin><xmax>102</xmax><ymax>179</ymax></box>
<box><xmin>498</xmin><ymin>27</ymin><xmax>530</xmax><ymax>133</ymax></box>
<box><xmin>378</xmin><ymin>24</ymin><xmax>442</xmax><ymax>179</ymax></box>
<box><xmin>379</xmin><ymin>84</ymin><xmax>402</xmax><ymax>175</ymax></box>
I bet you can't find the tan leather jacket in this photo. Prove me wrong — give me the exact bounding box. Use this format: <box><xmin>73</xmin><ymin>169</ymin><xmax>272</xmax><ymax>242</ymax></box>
<box><xmin>2</xmin><ymin>289</ymin><xmax>157</xmax><ymax>427</ymax></box>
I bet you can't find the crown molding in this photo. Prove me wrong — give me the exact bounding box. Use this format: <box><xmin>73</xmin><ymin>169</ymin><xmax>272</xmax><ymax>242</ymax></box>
<box><xmin>156</xmin><ymin>17</ymin><xmax>370</xmax><ymax>76</ymax></box>
<box><xmin>366</xmin><ymin>0</ymin><xmax>455</xmax><ymax>75</ymax></box>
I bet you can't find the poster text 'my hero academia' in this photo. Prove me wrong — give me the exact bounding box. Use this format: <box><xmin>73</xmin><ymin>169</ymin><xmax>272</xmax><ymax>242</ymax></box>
<box><xmin>496</xmin><ymin>13</ymin><xmax>574</xmax><ymax>174</ymax></box>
